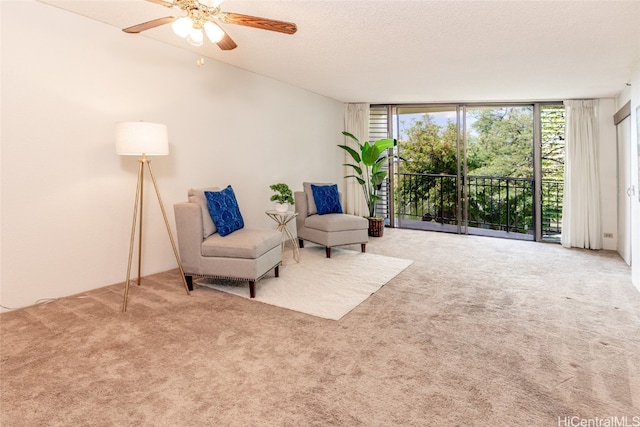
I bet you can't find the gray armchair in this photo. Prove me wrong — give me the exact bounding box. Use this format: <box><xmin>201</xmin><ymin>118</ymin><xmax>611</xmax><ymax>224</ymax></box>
<box><xmin>294</xmin><ymin>182</ymin><xmax>369</xmax><ymax>258</ymax></box>
<box><xmin>173</xmin><ymin>187</ymin><xmax>282</xmax><ymax>298</ymax></box>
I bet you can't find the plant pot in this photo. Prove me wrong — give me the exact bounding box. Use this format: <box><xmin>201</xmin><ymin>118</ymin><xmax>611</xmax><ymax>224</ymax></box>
<box><xmin>368</xmin><ymin>217</ymin><xmax>384</xmax><ymax>237</ymax></box>
<box><xmin>275</xmin><ymin>202</ymin><xmax>289</xmax><ymax>213</ymax></box>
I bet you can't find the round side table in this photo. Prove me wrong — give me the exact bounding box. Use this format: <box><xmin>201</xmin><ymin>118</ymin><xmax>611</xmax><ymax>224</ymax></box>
<box><xmin>265</xmin><ymin>210</ymin><xmax>300</xmax><ymax>262</ymax></box>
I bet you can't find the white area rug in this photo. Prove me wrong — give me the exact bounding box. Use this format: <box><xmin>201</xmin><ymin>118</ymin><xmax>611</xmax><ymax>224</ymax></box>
<box><xmin>197</xmin><ymin>246</ymin><xmax>413</xmax><ymax>320</ymax></box>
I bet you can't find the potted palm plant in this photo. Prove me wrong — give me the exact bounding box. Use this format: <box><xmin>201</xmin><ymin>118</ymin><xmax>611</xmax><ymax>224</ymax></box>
<box><xmin>338</xmin><ymin>131</ymin><xmax>397</xmax><ymax>236</ymax></box>
<box><xmin>269</xmin><ymin>183</ymin><xmax>294</xmax><ymax>212</ymax></box>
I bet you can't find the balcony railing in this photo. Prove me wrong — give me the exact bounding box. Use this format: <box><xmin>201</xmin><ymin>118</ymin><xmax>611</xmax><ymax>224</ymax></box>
<box><xmin>541</xmin><ymin>179</ymin><xmax>563</xmax><ymax>239</ymax></box>
<box><xmin>393</xmin><ymin>172</ymin><xmax>563</xmax><ymax>239</ymax></box>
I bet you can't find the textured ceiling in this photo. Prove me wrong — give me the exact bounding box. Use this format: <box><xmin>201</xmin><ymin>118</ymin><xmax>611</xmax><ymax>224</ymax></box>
<box><xmin>38</xmin><ymin>0</ymin><xmax>640</xmax><ymax>103</ymax></box>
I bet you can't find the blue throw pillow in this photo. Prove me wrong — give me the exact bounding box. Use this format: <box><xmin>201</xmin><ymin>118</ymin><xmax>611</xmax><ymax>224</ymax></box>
<box><xmin>311</xmin><ymin>184</ymin><xmax>343</xmax><ymax>215</ymax></box>
<box><xmin>204</xmin><ymin>185</ymin><xmax>244</xmax><ymax>236</ymax></box>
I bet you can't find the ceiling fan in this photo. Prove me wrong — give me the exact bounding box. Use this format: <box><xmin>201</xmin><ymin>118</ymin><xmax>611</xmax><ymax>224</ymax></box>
<box><xmin>123</xmin><ymin>0</ymin><xmax>297</xmax><ymax>51</ymax></box>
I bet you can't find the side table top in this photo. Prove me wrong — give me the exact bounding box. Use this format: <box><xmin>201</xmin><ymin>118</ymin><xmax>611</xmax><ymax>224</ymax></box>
<box><xmin>265</xmin><ymin>210</ymin><xmax>298</xmax><ymax>216</ymax></box>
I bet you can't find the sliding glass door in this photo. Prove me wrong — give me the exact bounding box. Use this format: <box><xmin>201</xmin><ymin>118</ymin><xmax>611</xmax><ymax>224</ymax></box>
<box><xmin>463</xmin><ymin>105</ymin><xmax>535</xmax><ymax>239</ymax></box>
<box><xmin>392</xmin><ymin>105</ymin><xmax>462</xmax><ymax>232</ymax></box>
<box><xmin>387</xmin><ymin>104</ymin><xmax>545</xmax><ymax>240</ymax></box>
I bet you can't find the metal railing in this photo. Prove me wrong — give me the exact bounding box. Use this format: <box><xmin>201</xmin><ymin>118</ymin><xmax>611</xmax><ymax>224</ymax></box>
<box><xmin>394</xmin><ymin>172</ymin><xmax>563</xmax><ymax>239</ymax></box>
<box><xmin>541</xmin><ymin>179</ymin><xmax>563</xmax><ymax>239</ymax></box>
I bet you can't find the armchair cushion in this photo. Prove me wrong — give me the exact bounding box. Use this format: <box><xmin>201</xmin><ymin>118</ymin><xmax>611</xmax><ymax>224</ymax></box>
<box><xmin>201</xmin><ymin>228</ymin><xmax>282</xmax><ymax>259</ymax></box>
<box><xmin>303</xmin><ymin>181</ymin><xmax>333</xmax><ymax>215</ymax></box>
<box><xmin>304</xmin><ymin>212</ymin><xmax>367</xmax><ymax>232</ymax></box>
<box><xmin>311</xmin><ymin>184</ymin><xmax>343</xmax><ymax>215</ymax></box>
<box><xmin>205</xmin><ymin>185</ymin><xmax>244</xmax><ymax>237</ymax></box>
<box><xmin>188</xmin><ymin>186</ymin><xmax>219</xmax><ymax>238</ymax></box>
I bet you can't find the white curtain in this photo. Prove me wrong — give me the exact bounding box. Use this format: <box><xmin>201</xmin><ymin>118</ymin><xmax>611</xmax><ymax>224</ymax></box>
<box><xmin>561</xmin><ymin>99</ymin><xmax>602</xmax><ymax>249</ymax></box>
<box><xmin>343</xmin><ymin>103</ymin><xmax>369</xmax><ymax>216</ymax></box>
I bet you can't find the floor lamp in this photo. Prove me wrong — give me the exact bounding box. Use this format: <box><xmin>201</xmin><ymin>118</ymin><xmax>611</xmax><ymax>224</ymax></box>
<box><xmin>116</xmin><ymin>121</ymin><xmax>190</xmax><ymax>312</ymax></box>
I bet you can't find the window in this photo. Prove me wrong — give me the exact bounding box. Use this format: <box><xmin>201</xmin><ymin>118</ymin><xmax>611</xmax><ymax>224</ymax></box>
<box><xmin>370</xmin><ymin>103</ymin><xmax>565</xmax><ymax>242</ymax></box>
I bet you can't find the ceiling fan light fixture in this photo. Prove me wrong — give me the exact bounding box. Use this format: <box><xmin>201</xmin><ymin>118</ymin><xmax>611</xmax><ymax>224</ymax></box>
<box><xmin>197</xmin><ymin>0</ymin><xmax>224</xmax><ymax>7</ymax></box>
<box><xmin>123</xmin><ymin>0</ymin><xmax>295</xmax><ymax>52</ymax></box>
<box><xmin>204</xmin><ymin>21</ymin><xmax>225</xmax><ymax>43</ymax></box>
<box><xmin>171</xmin><ymin>16</ymin><xmax>192</xmax><ymax>38</ymax></box>
<box><xmin>186</xmin><ymin>28</ymin><xmax>204</xmax><ymax>46</ymax></box>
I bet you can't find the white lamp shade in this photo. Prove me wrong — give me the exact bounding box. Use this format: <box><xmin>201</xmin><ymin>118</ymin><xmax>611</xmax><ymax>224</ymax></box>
<box><xmin>204</xmin><ymin>21</ymin><xmax>225</xmax><ymax>43</ymax></box>
<box><xmin>115</xmin><ymin>122</ymin><xmax>169</xmax><ymax>156</ymax></box>
<box><xmin>186</xmin><ymin>27</ymin><xmax>204</xmax><ymax>46</ymax></box>
<box><xmin>198</xmin><ymin>0</ymin><xmax>224</xmax><ymax>7</ymax></box>
<box><xmin>172</xmin><ymin>17</ymin><xmax>193</xmax><ymax>38</ymax></box>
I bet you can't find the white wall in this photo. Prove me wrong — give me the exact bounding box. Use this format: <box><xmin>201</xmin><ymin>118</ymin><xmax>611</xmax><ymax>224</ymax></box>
<box><xmin>0</xmin><ymin>1</ymin><xmax>344</xmax><ymax>310</ymax></box>
<box><xmin>615</xmin><ymin>58</ymin><xmax>640</xmax><ymax>292</ymax></box>
<box><xmin>617</xmin><ymin>59</ymin><xmax>640</xmax><ymax>292</ymax></box>
<box><xmin>630</xmin><ymin>58</ymin><xmax>640</xmax><ymax>291</ymax></box>
<box><xmin>598</xmin><ymin>98</ymin><xmax>618</xmax><ymax>251</ymax></box>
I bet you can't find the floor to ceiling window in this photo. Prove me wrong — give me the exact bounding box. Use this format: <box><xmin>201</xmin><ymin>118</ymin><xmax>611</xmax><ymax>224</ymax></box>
<box><xmin>370</xmin><ymin>103</ymin><xmax>565</xmax><ymax>242</ymax></box>
<box><xmin>539</xmin><ymin>104</ymin><xmax>566</xmax><ymax>241</ymax></box>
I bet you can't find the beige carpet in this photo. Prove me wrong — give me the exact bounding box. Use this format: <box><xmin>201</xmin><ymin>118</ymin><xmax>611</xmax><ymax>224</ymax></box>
<box><xmin>1</xmin><ymin>228</ymin><xmax>639</xmax><ymax>426</ymax></box>
<box><xmin>197</xmin><ymin>246</ymin><xmax>413</xmax><ymax>320</ymax></box>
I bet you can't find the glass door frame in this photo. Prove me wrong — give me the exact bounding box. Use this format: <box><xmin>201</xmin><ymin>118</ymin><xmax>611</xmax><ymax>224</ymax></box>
<box><xmin>386</xmin><ymin>102</ymin><xmax>546</xmax><ymax>241</ymax></box>
<box><xmin>458</xmin><ymin>105</ymin><xmax>466</xmax><ymax>235</ymax></box>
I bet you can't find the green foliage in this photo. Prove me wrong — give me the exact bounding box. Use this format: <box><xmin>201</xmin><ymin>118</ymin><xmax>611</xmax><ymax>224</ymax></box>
<box><xmin>540</xmin><ymin>105</ymin><xmax>565</xmax><ymax>180</ymax></box>
<box><xmin>339</xmin><ymin>131</ymin><xmax>397</xmax><ymax>218</ymax></box>
<box><xmin>466</xmin><ymin>107</ymin><xmax>534</xmax><ymax>178</ymax></box>
<box><xmin>400</xmin><ymin>117</ymin><xmax>458</xmax><ymax>175</ymax></box>
<box><xmin>269</xmin><ymin>183</ymin><xmax>294</xmax><ymax>205</ymax></box>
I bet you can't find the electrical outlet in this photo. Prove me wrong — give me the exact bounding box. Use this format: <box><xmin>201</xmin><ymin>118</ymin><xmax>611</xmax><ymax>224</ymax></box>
<box><xmin>603</xmin><ymin>233</ymin><xmax>614</xmax><ymax>238</ymax></box>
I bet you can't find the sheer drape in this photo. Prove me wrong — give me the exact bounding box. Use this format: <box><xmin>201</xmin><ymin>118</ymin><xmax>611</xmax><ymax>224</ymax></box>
<box><xmin>561</xmin><ymin>99</ymin><xmax>602</xmax><ymax>249</ymax></box>
<box><xmin>343</xmin><ymin>103</ymin><xmax>369</xmax><ymax>216</ymax></box>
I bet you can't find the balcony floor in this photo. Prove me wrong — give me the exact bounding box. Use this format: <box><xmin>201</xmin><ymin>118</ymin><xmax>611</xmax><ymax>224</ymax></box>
<box><xmin>394</xmin><ymin>218</ymin><xmax>535</xmax><ymax>241</ymax></box>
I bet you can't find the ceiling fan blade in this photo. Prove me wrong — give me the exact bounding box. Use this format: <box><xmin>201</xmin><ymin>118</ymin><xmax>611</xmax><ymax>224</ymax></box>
<box><xmin>144</xmin><ymin>0</ymin><xmax>175</xmax><ymax>8</ymax></box>
<box><xmin>123</xmin><ymin>16</ymin><xmax>176</xmax><ymax>33</ymax></box>
<box><xmin>218</xmin><ymin>12</ymin><xmax>297</xmax><ymax>35</ymax></box>
<box><xmin>217</xmin><ymin>32</ymin><xmax>238</xmax><ymax>50</ymax></box>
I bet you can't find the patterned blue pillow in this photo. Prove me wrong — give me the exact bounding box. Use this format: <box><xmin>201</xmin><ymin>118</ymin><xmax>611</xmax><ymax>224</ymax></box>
<box><xmin>204</xmin><ymin>185</ymin><xmax>244</xmax><ymax>236</ymax></box>
<box><xmin>311</xmin><ymin>184</ymin><xmax>343</xmax><ymax>215</ymax></box>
